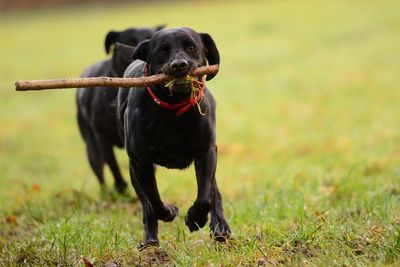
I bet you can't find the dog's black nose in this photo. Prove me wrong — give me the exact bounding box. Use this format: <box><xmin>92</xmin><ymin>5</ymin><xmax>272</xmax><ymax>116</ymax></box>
<box><xmin>170</xmin><ymin>60</ymin><xmax>188</xmax><ymax>72</ymax></box>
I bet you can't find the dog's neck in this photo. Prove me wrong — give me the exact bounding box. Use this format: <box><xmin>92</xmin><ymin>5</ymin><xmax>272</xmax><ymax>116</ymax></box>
<box><xmin>145</xmin><ymin>74</ymin><xmax>206</xmax><ymax>116</ymax></box>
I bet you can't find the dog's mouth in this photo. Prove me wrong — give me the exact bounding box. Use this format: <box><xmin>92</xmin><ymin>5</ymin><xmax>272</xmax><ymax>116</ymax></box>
<box><xmin>156</xmin><ymin>63</ymin><xmax>204</xmax><ymax>94</ymax></box>
<box><xmin>164</xmin><ymin>76</ymin><xmax>193</xmax><ymax>94</ymax></box>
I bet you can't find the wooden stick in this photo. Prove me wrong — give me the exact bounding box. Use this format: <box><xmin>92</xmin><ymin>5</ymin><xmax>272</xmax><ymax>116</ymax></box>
<box><xmin>15</xmin><ymin>65</ymin><xmax>219</xmax><ymax>91</ymax></box>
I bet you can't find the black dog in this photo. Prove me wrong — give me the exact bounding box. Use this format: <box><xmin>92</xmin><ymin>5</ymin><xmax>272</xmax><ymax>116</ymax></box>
<box><xmin>76</xmin><ymin>26</ymin><xmax>163</xmax><ymax>193</ymax></box>
<box><xmin>117</xmin><ymin>27</ymin><xmax>231</xmax><ymax>247</ymax></box>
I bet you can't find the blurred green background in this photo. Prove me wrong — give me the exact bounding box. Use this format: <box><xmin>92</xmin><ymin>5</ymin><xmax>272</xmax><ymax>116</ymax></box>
<box><xmin>0</xmin><ymin>0</ymin><xmax>399</xmax><ymax>265</ymax></box>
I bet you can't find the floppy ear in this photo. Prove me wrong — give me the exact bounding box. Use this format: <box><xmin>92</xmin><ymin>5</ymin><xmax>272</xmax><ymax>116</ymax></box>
<box><xmin>112</xmin><ymin>43</ymin><xmax>136</xmax><ymax>77</ymax></box>
<box><xmin>132</xmin><ymin>40</ymin><xmax>150</xmax><ymax>61</ymax></box>
<box><xmin>200</xmin><ymin>33</ymin><xmax>220</xmax><ymax>81</ymax></box>
<box><xmin>105</xmin><ymin>31</ymin><xmax>120</xmax><ymax>54</ymax></box>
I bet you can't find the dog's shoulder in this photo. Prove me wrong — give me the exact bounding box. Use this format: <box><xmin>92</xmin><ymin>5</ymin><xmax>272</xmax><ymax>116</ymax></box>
<box><xmin>121</xmin><ymin>59</ymin><xmax>149</xmax><ymax>106</ymax></box>
<box><xmin>123</xmin><ymin>59</ymin><xmax>146</xmax><ymax>79</ymax></box>
<box><xmin>204</xmin><ymin>87</ymin><xmax>216</xmax><ymax>107</ymax></box>
<box><xmin>118</xmin><ymin>59</ymin><xmax>147</xmax><ymax>105</ymax></box>
<box><xmin>116</xmin><ymin>60</ymin><xmax>147</xmax><ymax>141</ymax></box>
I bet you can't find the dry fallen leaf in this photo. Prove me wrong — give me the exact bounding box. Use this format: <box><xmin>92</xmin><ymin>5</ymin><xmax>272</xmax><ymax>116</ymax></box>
<box><xmin>6</xmin><ymin>215</ymin><xmax>17</xmax><ymax>224</ymax></box>
<box><xmin>82</xmin><ymin>257</ymin><xmax>94</xmax><ymax>267</ymax></box>
<box><xmin>32</xmin><ymin>183</ymin><xmax>41</xmax><ymax>192</ymax></box>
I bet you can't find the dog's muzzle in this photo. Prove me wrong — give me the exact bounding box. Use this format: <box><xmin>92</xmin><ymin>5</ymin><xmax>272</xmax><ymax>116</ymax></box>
<box><xmin>170</xmin><ymin>59</ymin><xmax>189</xmax><ymax>75</ymax></box>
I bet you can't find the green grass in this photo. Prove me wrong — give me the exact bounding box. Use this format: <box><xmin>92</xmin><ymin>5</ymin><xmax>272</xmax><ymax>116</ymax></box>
<box><xmin>1</xmin><ymin>0</ymin><xmax>400</xmax><ymax>265</ymax></box>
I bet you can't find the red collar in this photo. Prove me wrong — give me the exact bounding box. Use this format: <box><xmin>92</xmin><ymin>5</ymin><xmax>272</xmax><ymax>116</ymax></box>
<box><xmin>144</xmin><ymin>66</ymin><xmax>205</xmax><ymax>116</ymax></box>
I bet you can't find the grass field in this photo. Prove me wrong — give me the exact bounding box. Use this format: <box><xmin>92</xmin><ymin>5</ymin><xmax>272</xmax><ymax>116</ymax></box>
<box><xmin>1</xmin><ymin>0</ymin><xmax>400</xmax><ymax>265</ymax></box>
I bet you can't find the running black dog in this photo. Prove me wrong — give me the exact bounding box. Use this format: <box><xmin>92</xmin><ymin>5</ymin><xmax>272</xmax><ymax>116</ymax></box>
<box><xmin>76</xmin><ymin>26</ymin><xmax>163</xmax><ymax>193</ymax></box>
<box><xmin>117</xmin><ymin>27</ymin><xmax>231</xmax><ymax>247</ymax></box>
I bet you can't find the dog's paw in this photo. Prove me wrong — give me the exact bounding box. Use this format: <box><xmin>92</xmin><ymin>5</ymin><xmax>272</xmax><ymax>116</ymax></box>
<box><xmin>138</xmin><ymin>239</ymin><xmax>160</xmax><ymax>251</ymax></box>
<box><xmin>185</xmin><ymin>201</ymin><xmax>211</xmax><ymax>232</ymax></box>
<box><xmin>157</xmin><ymin>204</ymin><xmax>179</xmax><ymax>222</ymax></box>
<box><xmin>210</xmin><ymin>217</ymin><xmax>231</xmax><ymax>242</ymax></box>
<box><xmin>114</xmin><ymin>181</ymin><xmax>128</xmax><ymax>194</ymax></box>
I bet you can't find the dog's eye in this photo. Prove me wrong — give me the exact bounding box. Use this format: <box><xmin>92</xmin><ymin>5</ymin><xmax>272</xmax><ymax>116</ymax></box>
<box><xmin>187</xmin><ymin>45</ymin><xmax>196</xmax><ymax>52</ymax></box>
<box><xmin>158</xmin><ymin>49</ymin><xmax>167</xmax><ymax>56</ymax></box>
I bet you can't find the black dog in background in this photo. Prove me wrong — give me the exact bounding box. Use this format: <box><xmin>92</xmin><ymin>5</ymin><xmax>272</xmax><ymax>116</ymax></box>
<box><xmin>76</xmin><ymin>26</ymin><xmax>163</xmax><ymax>193</ymax></box>
<box><xmin>117</xmin><ymin>27</ymin><xmax>231</xmax><ymax>247</ymax></box>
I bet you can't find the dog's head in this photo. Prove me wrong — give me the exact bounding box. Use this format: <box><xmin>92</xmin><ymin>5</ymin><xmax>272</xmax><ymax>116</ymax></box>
<box><xmin>105</xmin><ymin>25</ymin><xmax>165</xmax><ymax>54</ymax></box>
<box><xmin>132</xmin><ymin>27</ymin><xmax>220</xmax><ymax>93</ymax></box>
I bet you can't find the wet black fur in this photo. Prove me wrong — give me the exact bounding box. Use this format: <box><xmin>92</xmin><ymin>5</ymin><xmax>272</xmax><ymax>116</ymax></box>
<box><xmin>117</xmin><ymin>27</ymin><xmax>231</xmax><ymax>247</ymax></box>
<box><xmin>76</xmin><ymin>26</ymin><xmax>163</xmax><ymax>192</ymax></box>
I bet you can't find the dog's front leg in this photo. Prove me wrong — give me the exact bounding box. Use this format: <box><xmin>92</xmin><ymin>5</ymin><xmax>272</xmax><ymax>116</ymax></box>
<box><xmin>129</xmin><ymin>160</ymin><xmax>159</xmax><ymax>247</ymax></box>
<box><xmin>185</xmin><ymin>145</ymin><xmax>217</xmax><ymax>232</ymax></box>
<box><xmin>129</xmin><ymin>160</ymin><xmax>179</xmax><ymax>241</ymax></box>
<box><xmin>209</xmin><ymin>178</ymin><xmax>231</xmax><ymax>241</ymax></box>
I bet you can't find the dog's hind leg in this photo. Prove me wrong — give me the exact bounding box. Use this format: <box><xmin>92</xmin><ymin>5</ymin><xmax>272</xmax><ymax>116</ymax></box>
<box><xmin>185</xmin><ymin>145</ymin><xmax>231</xmax><ymax>240</ymax></box>
<box><xmin>209</xmin><ymin>180</ymin><xmax>231</xmax><ymax>242</ymax></box>
<box><xmin>128</xmin><ymin>159</ymin><xmax>179</xmax><ymax>247</ymax></box>
<box><xmin>100</xmin><ymin>141</ymin><xmax>128</xmax><ymax>193</ymax></box>
<box><xmin>129</xmin><ymin>160</ymin><xmax>179</xmax><ymax>221</ymax></box>
<box><xmin>77</xmin><ymin>111</ymin><xmax>106</xmax><ymax>188</ymax></box>
<box><xmin>86</xmin><ymin>140</ymin><xmax>105</xmax><ymax>188</ymax></box>
<box><xmin>129</xmin><ymin>162</ymin><xmax>159</xmax><ymax>247</ymax></box>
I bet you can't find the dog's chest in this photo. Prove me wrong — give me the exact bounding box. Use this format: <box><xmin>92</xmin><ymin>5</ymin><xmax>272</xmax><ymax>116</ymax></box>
<box><xmin>136</xmin><ymin>115</ymin><xmax>212</xmax><ymax>169</ymax></box>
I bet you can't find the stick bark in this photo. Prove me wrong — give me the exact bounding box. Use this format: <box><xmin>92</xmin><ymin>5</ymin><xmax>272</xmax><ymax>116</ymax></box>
<box><xmin>15</xmin><ymin>65</ymin><xmax>219</xmax><ymax>91</ymax></box>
